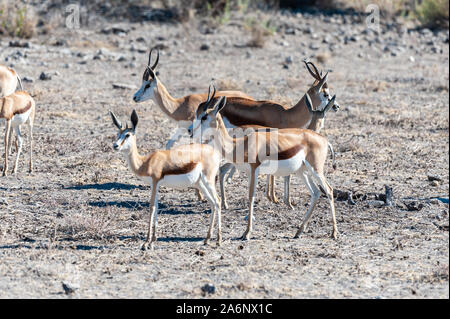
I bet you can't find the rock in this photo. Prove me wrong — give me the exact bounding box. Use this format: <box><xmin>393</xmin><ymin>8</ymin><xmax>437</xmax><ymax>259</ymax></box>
<box><xmin>23</xmin><ymin>76</ymin><xmax>34</xmax><ymax>83</ymax></box>
<box><xmin>366</xmin><ymin>200</ymin><xmax>385</xmax><ymax>208</ymax></box>
<box><xmin>285</xmin><ymin>56</ymin><xmax>293</xmax><ymax>64</ymax></box>
<box><xmin>285</xmin><ymin>28</ymin><xmax>296</xmax><ymax>35</ymax></box>
<box><xmin>39</xmin><ymin>72</ymin><xmax>53</xmax><ymax>81</ymax></box>
<box><xmin>403</xmin><ymin>201</ymin><xmax>424</xmax><ymax>211</ymax></box>
<box><xmin>431</xmin><ymin>181</ymin><xmax>440</xmax><ymax>187</ymax></box>
<box><xmin>0</xmin><ymin>198</ymin><xmax>8</xmax><ymax>206</ymax></box>
<box><xmin>200</xmin><ymin>44</ymin><xmax>210</xmax><ymax>51</ymax></box>
<box><xmin>54</xmin><ymin>39</ymin><xmax>67</xmax><ymax>46</ymax></box>
<box><xmin>101</xmin><ymin>26</ymin><xmax>130</xmax><ymax>35</ymax></box>
<box><xmin>431</xmin><ymin>46</ymin><xmax>441</xmax><ymax>54</ymax></box>
<box><xmin>409</xmin><ymin>56</ymin><xmax>415</xmax><ymax>62</ymax></box>
<box><xmin>62</xmin><ymin>281</ymin><xmax>79</xmax><ymax>295</ymax></box>
<box><xmin>309</xmin><ymin>43</ymin><xmax>320</xmax><ymax>50</ymax></box>
<box><xmin>201</xmin><ymin>283</ymin><xmax>215</xmax><ymax>295</ymax></box>
<box><xmin>112</xmin><ymin>83</ymin><xmax>136</xmax><ymax>90</ymax></box>
<box><xmin>9</xmin><ymin>41</ymin><xmax>30</xmax><ymax>48</ymax></box>
<box><xmin>428</xmin><ymin>175</ymin><xmax>442</xmax><ymax>182</ymax></box>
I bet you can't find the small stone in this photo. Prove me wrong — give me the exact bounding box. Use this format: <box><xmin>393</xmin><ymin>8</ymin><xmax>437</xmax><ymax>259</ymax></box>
<box><xmin>39</xmin><ymin>72</ymin><xmax>52</xmax><ymax>81</ymax></box>
<box><xmin>285</xmin><ymin>56</ymin><xmax>293</xmax><ymax>64</ymax></box>
<box><xmin>201</xmin><ymin>283</ymin><xmax>215</xmax><ymax>295</ymax></box>
<box><xmin>200</xmin><ymin>44</ymin><xmax>210</xmax><ymax>51</ymax></box>
<box><xmin>366</xmin><ymin>200</ymin><xmax>385</xmax><ymax>208</ymax></box>
<box><xmin>404</xmin><ymin>201</ymin><xmax>424</xmax><ymax>211</ymax></box>
<box><xmin>285</xmin><ymin>28</ymin><xmax>296</xmax><ymax>35</ymax></box>
<box><xmin>409</xmin><ymin>56</ymin><xmax>415</xmax><ymax>62</ymax></box>
<box><xmin>431</xmin><ymin>180</ymin><xmax>440</xmax><ymax>187</ymax></box>
<box><xmin>112</xmin><ymin>83</ymin><xmax>136</xmax><ymax>90</ymax></box>
<box><xmin>428</xmin><ymin>175</ymin><xmax>442</xmax><ymax>182</ymax></box>
<box><xmin>22</xmin><ymin>76</ymin><xmax>34</xmax><ymax>83</ymax></box>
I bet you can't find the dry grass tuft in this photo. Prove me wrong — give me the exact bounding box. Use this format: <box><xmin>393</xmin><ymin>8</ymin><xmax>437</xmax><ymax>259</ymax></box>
<box><xmin>315</xmin><ymin>52</ymin><xmax>331</xmax><ymax>64</ymax></box>
<box><xmin>414</xmin><ymin>0</ymin><xmax>449</xmax><ymax>29</ymax></box>
<box><xmin>0</xmin><ymin>1</ymin><xmax>37</xmax><ymax>38</ymax></box>
<box><xmin>245</xmin><ymin>18</ymin><xmax>275</xmax><ymax>48</ymax></box>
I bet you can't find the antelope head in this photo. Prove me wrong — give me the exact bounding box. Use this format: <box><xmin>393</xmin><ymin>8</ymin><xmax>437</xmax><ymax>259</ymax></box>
<box><xmin>133</xmin><ymin>48</ymin><xmax>160</xmax><ymax>103</ymax></box>
<box><xmin>188</xmin><ymin>85</ymin><xmax>223</xmax><ymax>142</ymax></box>
<box><xmin>304</xmin><ymin>92</ymin><xmax>336</xmax><ymax>131</ymax></box>
<box><xmin>111</xmin><ymin>110</ymin><xmax>139</xmax><ymax>152</ymax></box>
<box><xmin>303</xmin><ymin>60</ymin><xmax>340</xmax><ymax>112</ymax></box>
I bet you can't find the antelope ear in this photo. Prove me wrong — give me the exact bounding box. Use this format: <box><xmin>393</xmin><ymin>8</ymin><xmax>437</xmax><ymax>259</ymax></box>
<box><xmin>213</xmin><ymin>96</ymin><xmax>227</xmax><ymax>115</ymax></box>
<box><xmin>131</xmin><ymin>109</ymin><xmax>139</xmax><ymax>131</ymax></box>
<box><xmin>304</xmin><ymin>93</ymin><xmax>314</xmax><ymax>113</ymax></box>
<box><xmin>110</xmin><ymin>111</ymin><xmax>122</xmax><ymax>129</ymax></box>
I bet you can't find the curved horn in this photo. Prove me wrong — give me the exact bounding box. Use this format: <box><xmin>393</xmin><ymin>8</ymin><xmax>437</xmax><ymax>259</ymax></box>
<box><xmin>110</xmin><ymin>111</ymin><xmax>122</xmax><ymax>129</ymax></box>
<box><xmin>303</xmin><ymin>60</ymin><xmax>321</xmax><ymax>81</ymax></box>
<box><xmin>147</xmin><ymin>48</ymin><xmax>160</xmax><ymax>70</ymax></box>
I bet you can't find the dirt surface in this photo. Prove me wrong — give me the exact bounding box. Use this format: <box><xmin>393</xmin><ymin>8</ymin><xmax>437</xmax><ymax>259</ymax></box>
<box><xmin>0</xmin><ymin>8</ymin><xmax>448</xmax><ymax>298</ymax></box>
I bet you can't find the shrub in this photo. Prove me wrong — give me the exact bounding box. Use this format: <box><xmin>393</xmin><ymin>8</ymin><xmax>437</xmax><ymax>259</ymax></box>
<box><xmin>0</xmin><ymin>1</ymin><xmax>36</xmax><ymax>38</ymax></box>
<box><xmin>414</xmin><ymin>0</ymin><xmax>449</xmax><ymax>29</ymax></box>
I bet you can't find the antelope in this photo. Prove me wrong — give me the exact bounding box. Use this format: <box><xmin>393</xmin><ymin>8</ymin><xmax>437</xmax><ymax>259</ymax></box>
<box><xmin>132</xmin><ymin>49</ymin><xmax>253</xmax><ymax>149</ymax></box>
<box><xmin>0</xmin><ymin>91</ymin><xmax>35</xmax><ymax>176</ymax></box>
<box><xmin>0</xmin><ymin>65</ymin><xmax>23</xmax><ymax>98</ymax></box>
<box><xmin>189</xmin><ymin>95</ymin><xmax>338</xmax><ymax>240</ymax></box>
<box><xmin>132</xmin><ymin>49</ymin><xmax>253</xmax><ymax>201</ymax></box>
<box><xmin>110</xmin><ymin>110</ymin><xmax>222</xmax><ymax>250</ymax></box>
<box><xmin>193</xmin><ymin>60</ymin><xmax>339</xmax><ymax>209</ymax></box>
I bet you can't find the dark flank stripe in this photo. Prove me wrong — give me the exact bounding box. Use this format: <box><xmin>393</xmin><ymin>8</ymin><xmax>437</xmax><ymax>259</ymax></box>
<box><xmin>276</xmin><ymin>144</ymin><xmax>303</xmax><ymax>160</ymax></box>
<box><xmin>14</xmin><ymin>101</ymin><xmax>32</xmax><ymax>115</ymax></box>
<box><xmin>161</xmin><ymin>162</ymin><xmax>198</xmax><ymax>178</ymax></box>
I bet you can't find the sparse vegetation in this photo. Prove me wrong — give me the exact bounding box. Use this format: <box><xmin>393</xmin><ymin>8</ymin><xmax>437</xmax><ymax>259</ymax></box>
<box><xmin>245</xmin><ymin>17</ymin><xmax>276</xmax><ymax>48</ymax></box>
<box><xmin>0</xmin><ymin>1</ymin><xmax>36</xmax><ymax>38</ymax></box>
<box><xmin>414</xmin><ymin>0</ymin><xmax>449</xmax><ymax>29</ymax></box>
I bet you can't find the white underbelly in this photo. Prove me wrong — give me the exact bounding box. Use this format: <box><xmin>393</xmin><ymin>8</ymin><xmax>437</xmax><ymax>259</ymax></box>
<box><xmin>11</xmin><ymin>108</ymin><xmax>32</xmax><ymax>127</ymax></box>
<box><xmin>140</xmin><ymin>163</ymin><xmax>203</xmax><ymax>189</ymax></box>
<box><xmin>232</xmin><ymin>150</ymin><xmax>305</xmax><ymax>176</ymax></box>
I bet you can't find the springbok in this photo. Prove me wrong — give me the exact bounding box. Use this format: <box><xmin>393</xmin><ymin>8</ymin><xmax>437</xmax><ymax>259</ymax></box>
<box><xmin>190</xmin><ymin>96</ymin><xmax>338</xmax><ymax>240</ymax></box>
<box><xmin>132</xmin><ymin>49</ymin><xmax>253</xmax><ymax>149</ymax></box>
<box><xmin>0</xmin><ymin>91</ymin><xmax>35</xmax><ymax>176</ymax></box>
<box><xmin>110</xmin><ymin>110</ymin><xmax>222</xmax><ymax>250</ymax></box>
<box><xmin>133</xmin><ymin>49</ymin><xmax>253</xmax><ymax>201</ymax></box>
<box><xmin>0</xmin><ymin>65</ymin><xmax>23</xmax><ymax>98</ymax></box>
<box><xmin>192</xmin><ymin>61</ymin><xmax>339</xmax><ymax>209</ymax></box>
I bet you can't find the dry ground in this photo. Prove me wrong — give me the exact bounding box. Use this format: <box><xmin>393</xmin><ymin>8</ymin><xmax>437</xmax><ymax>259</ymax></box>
<box><xmin>0</xmin><ymin>9</ymin><xmax>448</xmax><ymax>298</ymax></box>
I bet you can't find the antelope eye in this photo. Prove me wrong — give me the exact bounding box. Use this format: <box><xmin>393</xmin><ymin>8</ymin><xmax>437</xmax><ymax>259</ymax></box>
<box><xmin>201</xmin><ymin>115</ymin><xmax>207</xmax><ymax>121</ymax></box>
<box><xmin>125</xmin><ymin>133</ymin><xmax>131</xmax><ymax>138</ymax></box>
<box><xmin>145</xmin><ymin>83</ymin><xmax>151</xmax><ymax>89</ymax></box>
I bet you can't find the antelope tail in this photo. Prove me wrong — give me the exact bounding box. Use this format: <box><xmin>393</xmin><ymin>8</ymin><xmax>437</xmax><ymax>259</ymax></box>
<box><xmin>328</xmin><ymin>142</ymin><xmax>336</xmax><ymax>170</ymax></box>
